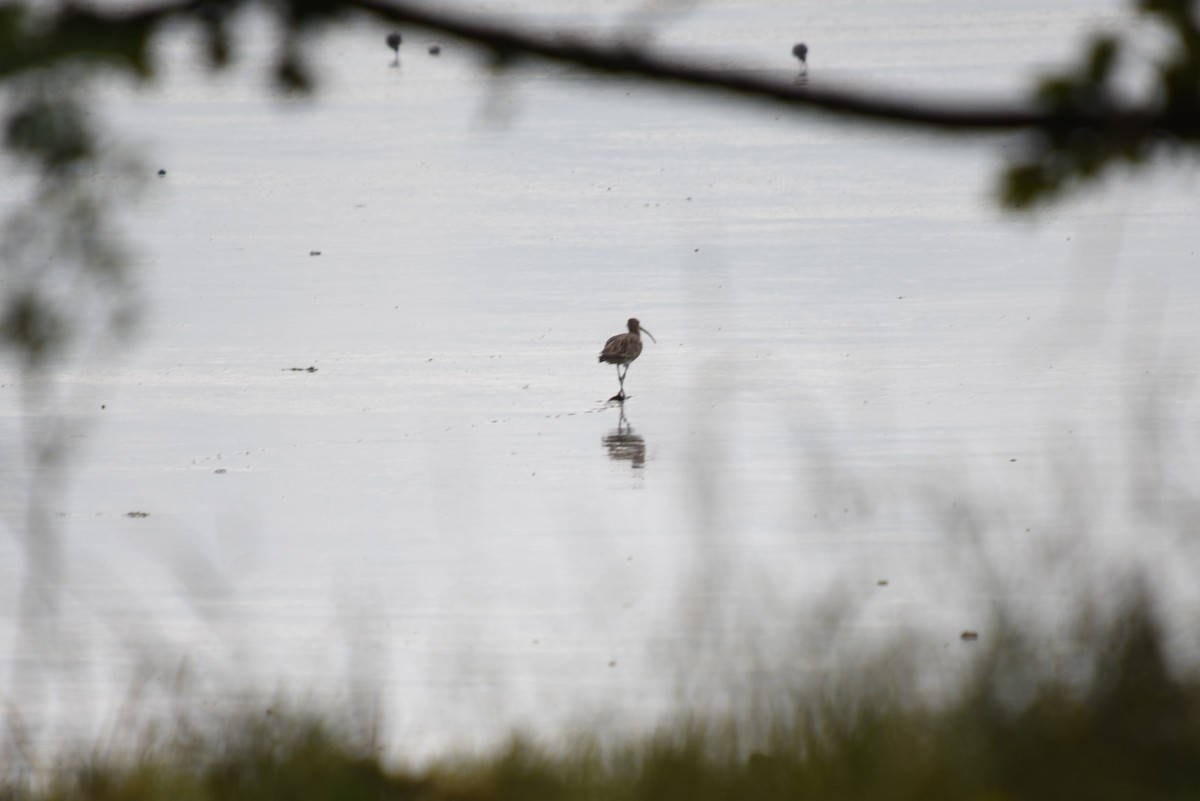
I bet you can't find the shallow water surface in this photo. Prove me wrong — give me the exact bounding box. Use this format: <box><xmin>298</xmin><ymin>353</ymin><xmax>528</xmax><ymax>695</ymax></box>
<box><xmin>3</xmin><ymin>0</ymin><xmax>1199</xmax><ymax>759</ymax></box>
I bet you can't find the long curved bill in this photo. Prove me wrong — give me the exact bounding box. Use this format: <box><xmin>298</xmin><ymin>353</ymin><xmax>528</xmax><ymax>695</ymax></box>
<box><xmin>640</xmin><ymin>328</ymin><xmax>657</xmax><ymax>344</ymax></box>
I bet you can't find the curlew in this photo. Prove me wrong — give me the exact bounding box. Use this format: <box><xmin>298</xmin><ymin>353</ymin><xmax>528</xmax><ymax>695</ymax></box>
<box><xmin>386</xmin><ymin>31</ymin><xmax>402</xmax><ymax>66</ymax></box>
<box><xmin>599</xmin><ymin>318</ymin><xmax>656</xmax><ymax>400</ymax></box>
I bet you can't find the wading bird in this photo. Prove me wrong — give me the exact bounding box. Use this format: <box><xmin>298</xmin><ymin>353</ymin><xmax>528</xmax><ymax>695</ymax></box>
<box><xmin>792</xmin><ymin>42</ymin><xmax>808</xmax><ymax>71</ymax></box>
<box><xmin>599</xmin><ymin>318</ymin><xmax>656</xmax><ymax>401</ymax></box>
<box><xmin>386</xmin><ymin>31</ymin><xmax>402</xmax><ymax>66</ymax></box>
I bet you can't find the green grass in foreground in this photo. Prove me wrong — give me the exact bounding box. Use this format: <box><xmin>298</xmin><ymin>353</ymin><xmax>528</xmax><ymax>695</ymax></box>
<box><xmin>11</xmin><ymin>593</ymin><xmax>1200</xmax><ymax>801</ymax></box>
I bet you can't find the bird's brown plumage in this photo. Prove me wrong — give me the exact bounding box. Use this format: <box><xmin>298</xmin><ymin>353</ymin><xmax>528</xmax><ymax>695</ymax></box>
<box><xmin>599</xmin><ymin>318</ymin><xmax>653</xmax><ymax>365</ymax></box>
<box><xmin>599</xmin><ymin>318</ymin><xmax>655</xmax><ymax>399</ymax></box>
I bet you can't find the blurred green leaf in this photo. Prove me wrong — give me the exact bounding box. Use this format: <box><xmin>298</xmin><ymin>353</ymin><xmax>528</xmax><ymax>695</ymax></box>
<box><xmin>4</xmin><ymin>93</ymin><xmax>93</xmax><ymax>171</ymax></box>
<box><xmin>0</xmin><ymin>290</ymin><xmax>70</xmax><ymax>368</ymax></box>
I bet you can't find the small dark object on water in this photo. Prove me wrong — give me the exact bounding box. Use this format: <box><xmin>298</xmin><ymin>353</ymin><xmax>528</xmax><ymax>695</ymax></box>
<box><xmin>157</xmin><ymin>169</ymin><xmax>166</xmax><ymax>176</ymax></box>
<box><xmin>310</xmin><ymin>250</ymin><xmax>321</xmax><ymax>256</ymax></box>
<box><xmin>792</xmin><ymin>42</ymin><xmax>808</xmax><ymax>64</ymax></box>
<box><xmin>599</xmin><ymin>318</ymin><xmax>656</xmax><ymax>401</ymax></box>
<box><xmin>126</xmin><ymin>511</ymin><xmax>149</xmax><ymax>518</ymax></box>
<box><xmin>285</xmin><ymin>366</ymin><xmax>318</xmax><ymax>373</ymax></box>
<box><xmin>961</xmin><ymin>630</ymin><xmax>979</xmax><ymax>641</ymax></box>
<box><xmin>428</xmin><ymin>44</ymin><xmax>441</xmax><ymax>55</ymax></box>
<box><xmin>386</xmin><ymin>31</ymin><xmax>402</xmax><ymax>65</ymax></box>
<box><xmin>877</xmin><ymin>579</ymin><xmax>888</xmax><ymax>586</ymax></box>
<box><xmin>215</xmin><ymin>468</ymin><xmax>227</xmax><ymax>474</ymax></box>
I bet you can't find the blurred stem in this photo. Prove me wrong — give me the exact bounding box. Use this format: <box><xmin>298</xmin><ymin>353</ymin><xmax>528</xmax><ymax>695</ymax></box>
<box><xmin>1</xmin><ymin>70</ymin><xmax>141</xmax><ymax>758</ymax></box>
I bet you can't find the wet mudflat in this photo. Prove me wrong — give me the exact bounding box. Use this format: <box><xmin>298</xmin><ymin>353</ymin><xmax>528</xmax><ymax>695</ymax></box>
<box><xmin>2</xmin><ymin>0</ymin><xmax>1198</xmax><ymax>760</ymax></box>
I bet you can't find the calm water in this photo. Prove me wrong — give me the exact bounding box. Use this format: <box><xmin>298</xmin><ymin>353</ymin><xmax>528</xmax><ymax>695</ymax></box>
<box><xmin>3</xmin><ymin>0</ymin><xmax>1199</xmax><ymax>759</ymax></box>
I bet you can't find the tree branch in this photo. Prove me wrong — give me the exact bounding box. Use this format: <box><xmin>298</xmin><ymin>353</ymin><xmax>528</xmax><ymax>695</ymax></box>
<box><xmin>350</xmin><ymin>0</ymin><xmax>1055</xmax><ymax>131</ymax></box>
<box><xmin>2</xmin><ymin>0</ymin><xmax>1195</xmax><ymax>207</ymax></box>
<box><xmin>0</xmin><ymin>0</ymin><xmax>1132</xmax><ymax>132</ymax></box>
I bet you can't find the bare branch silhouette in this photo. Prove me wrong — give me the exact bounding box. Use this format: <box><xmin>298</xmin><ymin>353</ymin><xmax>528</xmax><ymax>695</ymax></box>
<box><xmin>4</xmin><ymin>0</ymin><xmax>1196</xmax><ymax>208</ymax></box>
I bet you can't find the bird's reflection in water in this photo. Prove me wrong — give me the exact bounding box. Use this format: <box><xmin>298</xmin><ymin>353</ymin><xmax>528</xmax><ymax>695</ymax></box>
<box><xmin>602</xmin><ymin>402</ymin><xmax>646</xmax><ymax>469</ymax></box>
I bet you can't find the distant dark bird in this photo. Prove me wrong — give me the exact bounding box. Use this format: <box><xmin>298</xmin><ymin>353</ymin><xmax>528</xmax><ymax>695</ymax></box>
<box><xmin>599</xmin><ymin>318</ymin><xmax>656</xmax><ymax>401</ymax></box>
<box><xmin>428</xmin><ymin>44</ymin><xmax>441</xmax><ymax>56</ymax></box>
<box><xmin>386</xmin><ymin>31</ymin><xmax>402</xmax><ymax>66</ymax></box>
<box><xmin>792</xmin><ymin>42</ymin><xmax>808</xmax><ymax>69</ymax></box>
